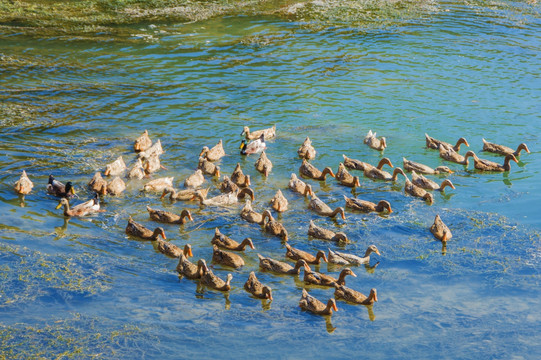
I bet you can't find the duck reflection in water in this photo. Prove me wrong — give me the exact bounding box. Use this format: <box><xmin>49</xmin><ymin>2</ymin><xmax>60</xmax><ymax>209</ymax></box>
<box><xmin>195</xmin><ymin>283</ymin><xmax>232</xmax><ymax>310</ymax></box>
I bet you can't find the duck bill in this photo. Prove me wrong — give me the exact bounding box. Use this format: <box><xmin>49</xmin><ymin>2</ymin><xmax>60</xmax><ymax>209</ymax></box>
<box><xmin>188</xmin><ymin>214</ymin><xmax>194</xmax><ymax>222</ymax></box>
<box><xmin>267</xmin><ymin>292</ymin><xmax>273</xmax><ymax>301</ymax></box>
<box><xmin>374</xmin><ymin>294</ymin><xmax>379</xmax><ymax>302</ymax></box>
<box><xmin>332</xmin><ymin>303</ymin><xmax>338</xmax><ymax>312</ymax></box>
<box><xmin>161</xmin><ymin>232</ymin><xmax>167</xmax><ymax>240</ymax></box>
<box><xmin>375</xmin><ymin>250</ymin><xmax>381</xmax><ymax>256</ymax></box>
<box><xmin>55</xmin><ymin>202</ymin><xmax>63</xmax><ymax>210</ymax></box>
<box><xmin>187</xmin><ymin>248</ymin><xmax>193</xmax><ymax>257</ymax></box>
<box><xmin>160</xmin><ymin>190</ymin><xmax>167</xmax><ymax>199</ymax></box>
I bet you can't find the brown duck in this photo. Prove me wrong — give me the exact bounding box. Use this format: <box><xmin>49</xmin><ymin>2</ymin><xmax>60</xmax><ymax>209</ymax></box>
<box><xmin>254</xmin><ymin>151</ymin><xmax>272</xmax><ymax>177</ymax></box>
<box><xmin>482</xmin><ymin>139</ymin><xmax>530</xmax><ymax>157</ymax></box>
<box><xmin>126</xmin><ymin>217</ymin><xmax>166</xmax><ymax>241</ymax></box>
<box><xmin>334</xmin><ymin>286</ymin><xmax>378</xmax><ymax>305</ymax></box>
<box><xmin>128</xmin><ymin>158</ymin><xmax>145</xmax><ymax>180</ymax></box>
<box><xmin>327</xmin><ymin>245</ymin><xmax>380</xmax><ymax>265</ymax></box>
<box><xmin>240</xmin><ymin>200</ymin><xmax>264</xmax><ymax>224</ymax></box>
<box><xmin>308</xmin><ymin>220</ymin><xmax>349</xmax><ymax>244</ymax></box>
<box><xmin>104</xmin><ymin>156</ymin><xmax>126</xmax><ymax>177</ymax></box>
<box><xmin>231</xmin><ymin>163</ymin><xmax>251</xmax><ymax>187</ymax></box>
<box><xmin>404</xmin><ymin>176</ymin><xmax>434</xmax><ymax>204</ymax></box>
<box><xmin>211</xmin><ymin>228</ymin><xmax>255</xmax><ymax>251</ymax></box>
<box><xmin>288</xmin><ymin>173</ymin><xmax>313</xmax><ymax>197</ymax></box>
<box><xmin>261</xmin><ymin>210</ymin><xmax>288</xmax><ymax>241</ymax></box>
<box><xmin>335</xmin><ymin>163</ymin><xmax>361</xmax><ymax>188</ymax></box>
<box><xmin>299</xmin><ymin>159</ymin><xmax>335</xmax><ymax>181</ymax></box>
<box><xmin>107</xmin><ymin>176</ymin><xmax>126</xmax><ymax>196</ymax></box>
<box><xmin>176</xmin><ymin>250</ymin><xmax>205</xmax><ymax>280</ymax></box>
<box><xmin>244</xmin><ymin>271</ymin><xmax>273</xmax><ymax>301</ymax></box>
<box><xmin>343</xmin><ymin>195</ymin><xmax>392</xmax><ymax>214</ymax></box>
<box><xmin>200</xmin><ymin>262</ymin><xmax>233</xmax><ymax>291</ymax></box>
<box><xmin>56</xmin><ymin>195</ymin><xmax>102</xmax><ymax>217</ymax></box>
<box><xmin>161</xmin><ymin>186</ymin><xmax>209</xmax><ymax>201</ymax></box>
<box><xmin>411</xmin><ymin>171</ymin><xmax>455</xmax><ymax>191</ymax></box>
<box><xmin>403</xmin><ymin>157</ymin><xmax>454</xmax><ymax>174</ymax></box>
<box><xmin>198</xmin><ymin>156</ymin><xmax>221</xmax><ymax>177</ymax></box>
<box><xmin>241</xmin><ymin>125</ymin><xmax>276</xmax><ymax>140</ymax></box>
<box><xmin>364</xmin><ymin>166</ymin><xmax>406</xmax><ymax>181</ymax></box>
<box><xmin>304</xmin><ymin>268</ymin><xmax>356</xmax><ymax>287</ymax></box>
<box><xmin>439</xmin><ymin>146</ymin><xmax>475</xmax><ymax>165</ymax></box>
<box><xmin>285</xmin><ymin>243</ymin><xmax>327</xmax><ymax>265</ymax></box>
<box><xmin>88</xmin><ymin>172</ymin><xmax>107</xmax><ymax>195</ymax></box>
<box><xmin>299</xmin><ymin>289</ymin><xmax>338</xmax><ymax>316</ymax></box>
<box><xmin>134</xmin><ymin>129</ymin><xmax>152</xmax><ymax>152</ymax></box>
<box><xmin>270</xmin><ymin>189</ymin><xmax>288</xmax><ymax>212</ymax></box>
<box><xmin>14</xmin><ymin>170</ymin><xmax>34</xmax><ymax>195</ymax></box>
<box><xmin>430</xmin><ymin>214</ymin><xmax>452</xmax><ymax>242</ymax></box>
<box><xmin>147</xmin><ymin>206</ymin><xmax>193</xmax><ymax>224</ymax></box>
<box><xmin>342</xmin><ymin>155</ymin><xmax>393</xmax><ymax>172</ymax></box>
<box><xmin>308</xmin><ymin>193</ymin><xmax>346</xmax><ymax>219</ymax></box>
<box><xmin>199</xmin><ymin>139</ymin><xmax>225</xmax><ymax>162</ymax></box>
<box><xmin>297</xmin><ymin>136</ymin><xmax>316</xmax><ymax>160</ymax></box>
<box><xmin>426</xmin><ymin>133</ymin><xmax>469</xmax><ymax>151</ymax></box>
<box><xmin>157</xmin><ymin>241</ymin><xmax>192</xmax><ymax>258</ymax></box>
<box><xmin>467</xmin><ymin>151</ymin><xmax>518</xmax><ymax>172</ymax></box>
<box><xmin>212</xmin><ymin>245</ymin><xmax>245</xmax><ymax>269</ymax></box>
<box><xmin>184</xmin><ymin>169</ymin><xmax>205</xmax><ymax>189</ymax></box>
<box><xmin>219</xmin><ymin>175</ymin><xmax>239</xmax><ymax>194</ymax></box>
<box><xmin>257</xmin><ymin>254</ymin><xmax>310</xmax><ymax>275</ymax></box>
<box><xmin>364</xmin><ymin>130</ymin><xmax>387</xmax><ymax>151</ymax></box>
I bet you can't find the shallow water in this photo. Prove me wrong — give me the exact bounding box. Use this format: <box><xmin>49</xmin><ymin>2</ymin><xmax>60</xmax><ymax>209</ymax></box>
<box><xmin>1</xmin><ymin>1</ymin><xmax>540</xmax><ymax>358</ymax></box>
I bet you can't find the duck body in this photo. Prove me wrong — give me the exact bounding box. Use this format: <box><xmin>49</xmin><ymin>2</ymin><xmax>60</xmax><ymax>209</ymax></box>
<box><xmin>482</xmin><ymin>139</ymin><xmax>530</xmax><ymax>157</ymax></box>
<box><xmin>364</xmin><ymin>166</ymin><xmax>406</xmax><ymax>181</ymax></box>
<box><xmin>411</xmin><ymin>171</ymin><xmax>455</xmax><ymax>191</ymax></box>
<box><xmin>288</xmin><ymin>173</ymin><xmax>313</xmax><ymax>197</ymax></box>
<box><xmin>193</xmin><ymin>187</ymin><xmax>254</xmax><ymax>207</ymax></box>
<box><xmin>14</xmin><ymin>170</ymin><xmax>34</xmax><ymax>195</ymax></box>
<box><xmin>198</xmin><ymin>157</ymin><xmax>220</xmax><ymax>177</ymax></box>
<box><xmin>212</xmin><ymin>228</ymin><xmax>255</xmax><ymax>251</ymax></box>
<box><xmin>128</xmin><ymin>158</ymin><xmax>145</xmax><ymax>180</ymax></box>
<box><xmin>241</xmin><ymin>125</ymin><xmax>276</xmax><ymax>140</ymax></box>
<box><xmin>200</xmin><ymin>140</ymin><xmax>225</xmax><ymax>162</ymax></box>
<box><xmin>299</xmin><ymin>160</ymin><xmax>335</xmax><ymax>181</ymax></box>
<box><xmin>364</xmin><ymin>130</ymin><xmax>387</xmax><ymax>151</ymax></box>
<box><xmin>308</xmin><ymin>194</ymin><xmax>346</xmax><ymax>219</ymax></box>
<box><xmin>138</xmin><ymin>139</ymin><xmax>163</xmax><ymax>160</ymax></box>
<box><xmin>430</xmin><ymin>214</ymin><xmax>452</xmax><ymax>242</ymax></box>
<box><xmin>104</xmin><ymin>156</ymin><xmax>127</xmax><ymax>177</ymax></box>
<box><xmin>261</xmin><ymin>210</ymin><xmax>288</xmax><ymax>241</ymax></box>
<box><xmin>297</xmin><ymin>136</ymin><xmax>316</xmax><ymax>160</ymax></box>
<box><xmin>342</xmin><ymin>155</ymin><xmax>393</xmax><ymax>172</ymax></box>
<box><xmin>403</xmin><ymin>158</ymin><xmax>453</xmax><ymax>175</ymax></box>
<box><xmin>240</xmin><ymin>134</ymin><xmax>266</xmax><ymax>155</ymax></box>
<box><xmin>88</xmin><ymin>172</ymin><xmax>107</xmax><ymax>195</ymax></box>
<box><xmin>304</xmin><ymin>268</ymin><xmax>356</xmax><ymax>287</ymax></box>
<box><xmin>219</xmin><ymin>176</ymin><xmax>239</xmax><ymax>194</ymax></box>
<box><xmin>107</xmin><ymin>176</ymin><xmax>126</xmax><ymax>196</ymax></box>
<box><xmin>184</xmin><ymin>169</ymin><xmax>205</xmax><ymax>188</ymax></box>
<box><xmin>439</xmin><ymin>146</ymin><xmax>475</xmax><ymax>165</ymax></box>
<box><xmin>334</xmin><ymin>286</ymin><xmax>378</xmax><ymax>305</ymax></box>
<box><xmin>270</xmin><ymin>189</ymin><xmax>288</xmax><ymax>212</ymax></box>
<box><xmin>343</xmin><ymin>196</ymin><xmax>392</xmax><ymax>213</ymax></box>
<box><xmin>147</xmin><ymin>206</ymin><xmax>193</xmax><ymax>224</ymax></box>
<box><xmin>404</xmin><ymin>178</ymin><xmax>434</xmax><ymax>204</ymax></box>
<box><xmin>200</xmin><ymin>263</ymin><xmax>233</xmax><ymax>292</ymax></box>
<box><xmin>308</xmin><ymin>220</ymin><xmax>349</xmax><ymax>243</ymax></box>
<box><xmin>299</xmin><ymin>289</ymin><xmax>337</xmax><ymax>316</ymax></box>
<box><xmin>143</xmin><ymin>177</ymin><xmax>174</xmax><ymax>192</ymax></box>
<box><xmin>240</xmin><ymin>200</ymin><xmax>264</xmax><ymax>224</ymax></box>
<box><xmin>134</xmin><ymin>129</ymin><xmax>152</xmax><ymax>152</ymax></box>
<box><xmin>285</xmin><ymin>243</ymin><xmax>327</xmax><ymax>265</ymax></box>
<box><xmin>244</xmin><ymin>271</ymin><xmax>273</xmax><ymax>300</ymax></box>
<box><xmin>47</xmin><ymin>175</ymin><xmax>75</xmax><ymax>198</ymax></box>
<box><xmin>469</xmin><ymin>152</ymin><xmax>518</xmax><ymax>172</ymax></box>
<box><xmin>177</xmin><ymin>255</ymin><xmax>205</xmax><ymax>280</ymax></box>
<box><xmin>143</xmin><ymin>153</ymin><xmax>164</xmax><ymax>175</ymax></box>
<box><xmin>126</xmin><ymin>217</ymin><xmax>166</xmax><ymax>241</ymax></box>
<box><xmin>212</xmin><ymin>245</ymin><xmax>245</xmax><ymax>269</ymax></box>
<box><xmin>231</xmin><ymin>163</ymin><xmax>250</xmax><ymax>187</ymax></box>
<box><xmin>157</xmin><ymin>241</ymin><xmax>192</xmax><ymax>258</ymax></box>
<box><xmin>254</xmin><ymin>151</ymin><xmax>272</xmax><ymax>176</ymax></box>
<box><xmin>56</xmin><ymin>195</ymin><xmax>101</xmax><ymax>217</ymax></box>
<box><xmin>258</xmin><ymin>254</ymin><xmax>310</xmax><ymax>275</ymax></box>
<box><xmin>161</xmin><ymin>186</ymin><xmax>208</xmax><ymax>201</ymax></box>
<box><xmin>426</xmin><ymin>134</ymin><xmax>469</xmax><ymax>151</ymax></box>
<box><xmin>327</xmin><ymin>245</ymin><xmax>380</xmax><ymax>266</ymax></box>
<box><xmin>335</xmin><ymin>163</ymin><xmax>361</xmax><ymax>188</ymax></box>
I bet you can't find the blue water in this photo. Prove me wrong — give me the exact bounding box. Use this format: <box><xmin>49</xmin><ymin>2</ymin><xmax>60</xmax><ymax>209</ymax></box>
<box><xmin>1</xmin><ymin>1</ymin><xmax>540</xmax><ymax>358</ymax></box>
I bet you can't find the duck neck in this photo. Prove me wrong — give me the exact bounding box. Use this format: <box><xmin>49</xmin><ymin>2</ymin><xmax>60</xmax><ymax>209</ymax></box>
<box><xmin>439</xmin><ymin>180</ymin><xmax>454</xmax><ymax>192</ymax></box>
<box><xmin>330</xmin><ymin>207</ymin><xmax>345</xmax><ymax>220</ymax></box>
<box><xmin>238</xmin><ymin>187</ymin><xmax>254</xmax><ymax>201</ymax></box>
<box><xmin>239</xmin><ymin>238</ymin><xmax>254</xmax><ymax>250</ymax></box>
<box><xmin>503</xmin><ymin>155</ymin><xmax>516</xmax><ymax>171</ymax></box>
<box><xmin>180</xmin><ymin>210</ymin><xmax>192</xmax><ymax>223</ymax></box>
<box><xmin>336</xmin><ymin>271</ymin><xmax>350</xmax><ymax>286</ymax></box>
<box><xmin>315</xmin><ymin>251</ymin><xmax>327</xmax><ymax>264</ymax></box>
<box><xmin>391</xmin><ymin>167</ymin><xmax>404</xmax><ymax>181</ymax></box>
<box><xmin>319</xmin><ymin>167</ymin><xmax>334</xmax><ymax>180</ymax></box>
<box><xmin>515</xmin><ymin>143</ymin><xmax>529</xmax><ymax>156</ymax></box>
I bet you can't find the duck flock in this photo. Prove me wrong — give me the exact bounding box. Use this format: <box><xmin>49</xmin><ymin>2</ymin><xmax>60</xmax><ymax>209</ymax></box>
<box><xmin>12</xmin><ymin>125</ymin><xmax>530</xmax><ymax>318</ymax></box>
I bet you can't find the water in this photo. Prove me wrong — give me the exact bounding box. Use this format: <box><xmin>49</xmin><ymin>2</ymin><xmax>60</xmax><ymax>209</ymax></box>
<box><xmin>1</xmin><ymin>1</ymin><xmax>541</xmax><ymax>358</ymax></box>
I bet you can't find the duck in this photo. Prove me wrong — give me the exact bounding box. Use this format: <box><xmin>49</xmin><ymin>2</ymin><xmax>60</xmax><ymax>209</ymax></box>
<box><xmin>241</xmin><ymin>125</ymin><xmax>276</xmax><ymax>140</ymax></box>
<box><xmin>402</xmin><ymin>157</ymin><xmax>454</xmax><ymax>174</ymax></box>
<box><xmin>299</xmin><ymin>160</ymin><xmax>335</xmax><ymax>181</ymax></box>
<box><xmin>184</xmin><ymin>169</ymin><xmax>205</xmax><ymax>188</ymax></box>
<box><xmin>297</xmin><ymin>136</ymin><xmax>316</xmax><ymax>160</ymax></box>
<box><xmin>288</xmin><ymin>173</ymin><xmax>313</xmax><ymax>197</ymax></box>
<box><xmin>257</xmin><ymin>254</ymin><xmax>310</xmax><ymax>275</ymax></box>
<box><xmin>198</xmin><ymin>157</ymin><xmax>220</xmax><ymax>178</ymax></box>
<box><xmin>261</xmin><ymin>210</ymin><xmax>289</xmax><ymax>241</ymax></box>
<box><xmin>308</xmin><ymin>220</ymin><xmax>349</xmax><ymax>244</ymax></box>
<box><xmin>147</xmin><ymin>206</ymin><xmax>193</xmax><ymax>225</ymax></box>
<box><xmin>467</xmin><ymin>151</ymin><xmax>518</xmax><ymax>172</ymax></box>
<box><xmin>230</xmin><ymin>163</ymin><xmax>250</xmax><ymax>187</ymax></box>
<box><xmin>107</xmin><ymin>176</ymin><xmax>126</xmax><ymax>196</ymax></box>
<box><xmin>364</xmin><ymin>130</ymin><xmax>387</xmax><ymax>151</ymax></box>
<box><xmin>299</xmin><ymin>289</ymin><xmax>338</xmax><ymax>316</ymax></box>
<box><xmin>157</xmin><ymin>241</ymin><xmax>191</xmax><ymax>258</ymax></box>
<box><xmin>14</xmin><ymin>170</ymin><xmax>33</xmax><ymax>195</ymax></box>
<box><xmin>138</xmin><ymin>139</ymin><xmax>163</xmax><ymax>160</ymax></box>
<box><xmin>161</xmin><ymin>186</ymin><xmax>209</xmax><ymax>201</ymax></box>
<box><xmin>142</xmin><ymin>177</ymin><xmax>174</xmax><ymax>192</ymax></box>
<box><xmin>304</xmin><ymin>267</ymin><xmax>356</xmax><ymax>287</ymax></box>
<box><xmin>430</xmin><ymin>214</ymin><xmax>452</xmax><ymax>242</ymax></box>
<box><xmin>47</xmin><ymin>175</ymin><xmax>75</xmax><ymax>198</ymax></box>
<box><xmin>56</xmin><ymin>194</ymin><xmax>102</xmax><ymax>217</ymax></box>
<box><xmin>88</xmin><ymin>172</ymin><xmax>107</xmax><ymax>195</ymax></box>
<box><xmin>439</xmin><ymin>146</ymin><xmax>475</xmax><ymax>165</ymax></box>
<box><xmin>240</xmin><ymin>200</ymin><xmax>264</xmax><ymax>224</ymax></box>
<box><xmin>212</xmin><ymin>228</ymin><xmax>255</xmax><ymax>251</ymax></box>
<box><xmin>426</xmin><ymin>134</ymin><xmax>469</xmax><ymax>151</ymax></box>
<box><xmin>404</xmin><ymin>176</ymin><xmax>434</xmax><ymax>204</ymax></box>
<box><xmin>104</xmin><ymin>156</ymin><xmax>127</xmax><ymax>177</ymax></box>
<box><xmin>192</xmin><ymin>187</ymin><xmax>254</xmax><ymax>207</ymax></box>
<box><xmin>176</xmin><ymin>250</ymin><xmax>206</xmax><ymax>280</ymax></box>
<box><xmin>143</xmin><ymin>153</ymin><xmax>165</xmax><ymax>175</ymax></box>
<box><xmin>212</xmin><ymin>245</ymin><xmax>245</xmax><ymax>269</ymax></box>
<box><xmin>364</xmin><ymin>166</ymin><xmax>406</xmax><ymax>181</ymax></box>
<box><xmin>270</xmin><ymin>189</ymin><xmax>288</xmax><ymax>212</ymax></box>
<box><xmin>200</xmin><ymin>263</ymin><xmax>233</xmax><ymax>292</ymax></box>
<box><xmin>128</xmin><ymin>158</ymin><xmax>146</xmax><ymax>179</ymax></box>
<box><xmin>125</xmin><ymin>217</ymin><xmax>166</xmax><ymax>241</ymax></box>
<box><xmin>411</xmin><ymin>171</ymin><xmax>455</xmax><ymax>191</ymax></box>
<box><xmin>285</xmin><ymin>243</ymin><xmax>327</xmax><ymax>265</ymax></box>
<box><xmin>308</xmin><ymin>193</ymin><xmax>346</xmax><ymax>220</ymax></box>
<box><xmin>134</xmin><ymin>129</ymin><xmax>152</xmax><ymax>152</ymax></box>
<box><xmin>482</xmin><ymin>139</ymin><xmax>530</xmax><ymax>157</ymax></box>
<box><xmin>342</xmin><ymin>155</ymin><xmax>393</xmax><ymax>172</ymax></box>
<box><xmin>254</xmin><ymin>151</ymin><xmax>272</xmax><ymax>177</ymax></box>
<box><xmin>343</xmin><ymin>196</ymin><xmax>392</xmax><ymax>214</ymax></box>
<box><xmin>199</xmin><ymin>140</ymin><xmax>225</xmax><ymax>162</ymax></box>
<box><xmin>240</xmin><ymin>134</ymin><xmax>266</xmax><ymax>155</ymax></box>
<box><xmin>327</xmin><ymin>245</ymin><xmax>381</xmax><ymax>266</ymax></box>
<box><xmin>219</xmin><ymin>175</ymin><xmax>239</xmax><ymax>194</ymax></box>
<box><xmin>335</xmin><ymin>163</ymin><xmax>361</xmax><ymax>188</ymax></box>
<box><xmin>334</xmin><ymin>286</ymin><xmax>378</xmax><ymax>305</ymax></box>
<box><xmin>244</xmin><ymin>271</ymin><xmax>273</xmax><ymax>301</ymax></box>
